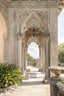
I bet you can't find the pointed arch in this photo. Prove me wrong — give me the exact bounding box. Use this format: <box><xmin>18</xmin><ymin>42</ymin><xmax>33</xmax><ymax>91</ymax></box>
<box><xmin>27</xmin><ymin>36</ymin><xmax>40</xmax><ymax>47</ymax></box>
<box><xmin>22</xmin><ymin>12</ymin><xmax>43</xmax><ymax>33</ymax></box>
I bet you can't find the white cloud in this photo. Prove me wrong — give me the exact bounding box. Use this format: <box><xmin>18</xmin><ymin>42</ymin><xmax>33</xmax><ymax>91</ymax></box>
<box><xmin>27</xmin><ymin>42</ymin><xmax>39</xmax><ymax>59</ymax></box>
<box><xmin>58</xmin><ymin>37</ymin><xmax>64</xmax><ymax>45</ymax></box>
<box><xmin>58</xmin><ymin>8</ymin><xmax>64</xmax><ymax>45</ymax></box>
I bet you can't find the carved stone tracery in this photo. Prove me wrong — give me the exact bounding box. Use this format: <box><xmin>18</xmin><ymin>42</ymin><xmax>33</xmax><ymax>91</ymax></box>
<box><xmin>17</xmin><ymin>11</ymin><xmax>49</xmax><ymax>34</ymax></box>
<box><xmin>26</xmin><ymin>17</ymin><xmax>41</xmax><ymax>29</ymax></box>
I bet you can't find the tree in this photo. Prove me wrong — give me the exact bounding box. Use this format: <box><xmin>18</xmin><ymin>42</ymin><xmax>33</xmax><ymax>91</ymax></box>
<box><xmin>27</xmin><ymin>53</ymin><xmax>35</xmax><ymax>62</ymax></box>
<box><xmin>58</xmin><ymin>43</ymin><xmax>64</xmax><ymax>63</ymax></box>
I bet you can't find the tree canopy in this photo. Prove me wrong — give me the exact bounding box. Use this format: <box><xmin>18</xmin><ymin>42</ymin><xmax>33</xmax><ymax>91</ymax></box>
<box><xmin>58</xmin><ymin>43</ymin><xmax>64</xmax><ymax>63</ymax></box>
<box><xmin>27</xmin><ymin>53</ymin><xmax>35</xmax><ymax>62</ymax></box>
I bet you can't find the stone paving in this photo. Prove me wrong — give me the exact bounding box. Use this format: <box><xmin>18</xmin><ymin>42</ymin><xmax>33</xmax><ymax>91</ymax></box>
<box><xmin>0</xmin><ymin>67</ymin><xmax>50</xmax><ymax>96</ymax></box>
<box><xmin>0</xmin><ymin>78</ymin><xmax>50</xmax><ymax>96</ymax></box>
<box><xmin>0</xmin><ymin>84</ymin><xmax>50</xmax><ymax>96</ymax></box>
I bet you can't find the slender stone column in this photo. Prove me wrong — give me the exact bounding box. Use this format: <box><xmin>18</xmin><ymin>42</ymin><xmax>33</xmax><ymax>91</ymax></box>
<box><xmin>22</xmin><ymin>43</ymin><xmax>27</xmax><ymax>70</ymax></box>
<box><xmin>45</xmin><ymin>38</ymin><xmax>50</xmax><ymax>79</ymax></box>
<box><xmin>24</xmin><ymin>45</ymin><xmax>27</xmax><ymax>69</ymax></box>
<box><xmin>39</xmin><ymin>45</ymin><xmax>41</xmax><ymax>70</ymax></box>
<box><xmin>23</xmin><ymin>47</ymin><xmax>25</xmax><ymax>68</ymax></box>
<box><xmin>42</xmin><ymin>43</ymin><xmax>45</xmax><ymax>72</ymax></box>
<box><xmin>41</xmin><ymin>46</ymin><xmax>43</xmax><ymax>69</ymax></box>
<box><xmin>17</xmin><ymin>36</ymin><xmax>22</xmax><ymax>69</ymax></box>
<box><xmin>22</xmin><ymin>44</ymin><xmax>24</xmax><ymax>69</ymax></box>
<box><xmin>40</xmin><ymin>43</ymin><xmax>45</xmax><ymax>72</ymax></box>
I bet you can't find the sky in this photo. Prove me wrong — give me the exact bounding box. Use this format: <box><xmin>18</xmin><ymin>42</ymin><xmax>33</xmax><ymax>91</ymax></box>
<box><xmin>28</xmin><ymin>42</ymin><xmax>39</xmax><ymax>59</ymax></box>
<box><xmin>58</xmin><ymin>8</ymin><xmax>64</xmax><ymax>45</ymax></box>
<box><xmin>28</xmin><ymin>8</ymin><xmax>64</xmax><ymax>59</ymax></box>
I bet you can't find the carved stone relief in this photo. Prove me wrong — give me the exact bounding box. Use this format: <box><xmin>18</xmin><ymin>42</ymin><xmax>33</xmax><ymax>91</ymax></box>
<box><xmin>16</xmin><ymin>10</ymin><xmax>49</xmax><ymax>33</ymax></box>
<box><xmin>26</xmin><ymin>17</ymin><xmax>41</xmax><ymax>29</ymax></box>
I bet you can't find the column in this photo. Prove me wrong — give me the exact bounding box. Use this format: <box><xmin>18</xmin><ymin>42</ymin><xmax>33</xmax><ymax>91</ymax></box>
<box><xmin>22</xmin><ymin>44</ymin><xmax>24</xmax><ymax>69</ymax></box>
<box><xmin>45</xmin><ymin>38</ymin><xmax>50</xmax><ymax>79</ymax></box>
<box><xmin>40</xmin><ymin>43</ymin><xmax>45</xmax><ymax>72</ymax></box>
<box><xmin>40</xmin><ymin>45</ymin><xmax>43</xmax><ymax>70</ymax></box>
<box><xmin>42</xmin><ymin>43</ymin><xmax>45</xmax><ymax>72</ymax></box>
<box><xmin>49</xmin><ymin>8</ymin><xmax>58</xmax><ymax>68</ymax></box>
<box><xmin>23</xmin><ymin>45</ymin><xmax>25</xmax><ymax>69</ymax></box>
<box><xmin>17</xmin><ymin>36</ymin><xmax>22</xmax><ymax>69</ymax></box>
<box><xmin>24</xmin><ymin>45</ymin><xmax>27</xmax><ymax>69</ymax></box>
<box><xmin>39</xmin><ymin>45</ymin><xmax>41</xmax><ymax>70</ymax></box>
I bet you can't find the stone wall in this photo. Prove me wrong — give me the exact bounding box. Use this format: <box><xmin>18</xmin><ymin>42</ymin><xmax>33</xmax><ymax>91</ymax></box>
<box><xmin>0</xmin><ymin>0</ymin><xmax>58</xmax><ymax>79</ymax></box>
<box><xmin>0</xmin><ymin>0</ymin><xmax>8</xmax><ymax>63</ymax></box>
<box><xmin>27</xmin><ymin>60</ymin><xmax>40</xmax><ymax>68</ymax></box>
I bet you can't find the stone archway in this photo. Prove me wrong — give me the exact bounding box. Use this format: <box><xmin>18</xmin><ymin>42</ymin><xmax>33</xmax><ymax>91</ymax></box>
<box><xmin>27</xmin><ymin>42</ymin><xmax>39</xmax><ymax>68</ymax></box>
<box><xmin>21</xmin><ymin>12</ymin><xmax>44</xmax><ymax>34</ymax></box>
<box><xmin>17</xmin><ymin>26</ymin><xmax>50</xmax><ymax>79</ymax></box>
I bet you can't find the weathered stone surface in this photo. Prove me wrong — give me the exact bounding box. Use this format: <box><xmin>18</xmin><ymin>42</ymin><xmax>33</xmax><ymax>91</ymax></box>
<box><xmin>0</xmin><ymin>0</ymin><xmax>63</xmax><ymax>79</ymax></box>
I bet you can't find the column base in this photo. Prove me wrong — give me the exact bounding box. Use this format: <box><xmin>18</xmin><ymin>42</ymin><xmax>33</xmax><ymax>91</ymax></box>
<box><xmin>39</xmin><ymin>68</ymin><xmax>45</xmax><ymax>73</ymax></box>
<box><xmin>42</xmin><ymin>78</ymin><xmax>50</xmax><ymax>84</ymax></box>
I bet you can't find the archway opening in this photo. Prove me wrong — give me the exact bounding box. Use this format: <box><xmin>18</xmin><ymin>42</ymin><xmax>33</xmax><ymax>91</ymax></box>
<box><xmin>27</xmin><ymin>42</ymin><xmax>40</xmax><ymax>71</ymax></box>
<box><xmin>22</xmin><ymin>27</ymin><xmax>46</xmax><ymax>80</ymax></box>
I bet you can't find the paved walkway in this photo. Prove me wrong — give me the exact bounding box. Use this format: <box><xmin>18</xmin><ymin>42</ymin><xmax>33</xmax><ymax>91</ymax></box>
<box><xmin>0</xmin><ymin>80</ymin><xmax>50</xmax><ymax>96</ymax></box>
<box><xmin>0</xmin><ymin>67</ymin><xmax>50</xmax><ymax>96</ymax></box>
<box><xmin>0</xmin><ymin>85</ymin><xmax>50</xmax><ymax>96</ymax></box>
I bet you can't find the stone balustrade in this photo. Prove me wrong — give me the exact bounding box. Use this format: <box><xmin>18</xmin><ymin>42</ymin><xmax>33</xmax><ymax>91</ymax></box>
<box><xmin>56</xmin><ymin>82</ymin><xmax>64</xmax><ymax>96</ymax></box>
<box><xmin>49</xmin><ymin>66</ymin><xmax>64</xmax><ymax>96</ymax></box>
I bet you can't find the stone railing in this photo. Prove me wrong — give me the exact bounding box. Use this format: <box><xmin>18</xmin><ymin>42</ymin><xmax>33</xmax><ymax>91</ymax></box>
<box><xmin>58</xmin><ymin>63</ymin><xmax>64</xmax><ymax>67</ymax></box>
<box><xmin>49</xmin><ymin>66</ymin><xmax>64</xmax><ymax>96</ymax></box>
<box><xmin>56</xmin><ymin>82</ymin><xmax>64</xmax><ymax>96</ymax></box>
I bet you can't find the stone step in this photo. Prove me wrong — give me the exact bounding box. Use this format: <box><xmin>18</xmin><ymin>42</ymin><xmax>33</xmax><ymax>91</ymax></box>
<box><xmin>26</xmin><ymin>72</ymin><xmax>45</xmax><ymax>78</ymax></box>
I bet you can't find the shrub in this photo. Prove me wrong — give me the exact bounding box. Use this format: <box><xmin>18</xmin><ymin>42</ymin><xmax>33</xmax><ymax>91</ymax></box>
<box><xmin>61</xmin><ymin>77</ymin><xmax>64</xmax><ymax>83</ymax></box>
<box><xmin>0</xmin><ymin>63</ymin><xmax>24</xmax><ymax>89</ymax></box>
<box><xmin>58</xmin><ymin>43</ymin><xmax>64</xmax><ymax>63</ymax></box>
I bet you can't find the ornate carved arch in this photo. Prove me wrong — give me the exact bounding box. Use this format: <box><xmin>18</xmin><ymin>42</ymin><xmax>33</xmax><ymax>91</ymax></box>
<box><xmin>27</xmin><ymin>36</ymin><xmax>40</xmax><ymax>47</ymax></box>
<box><xmin>22</xmin><ymin>12</ymin><xmax>44</xmax><ymax>33</ymax></box>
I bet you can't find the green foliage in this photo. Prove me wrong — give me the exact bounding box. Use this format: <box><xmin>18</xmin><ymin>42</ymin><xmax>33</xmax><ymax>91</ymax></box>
<box><xmin>61</xmin><ymin>77</ymin><xmax>64</xmax><ymax>83</ymax></box>
<box><xmin>27</xmin><ymin>53</ymin><xmax>35</xmax><ymax>62</ymax></box>
<box><xmin>0</xmin><ymin>63</ymin><xmax>24</xmax><ymax>89</ymax></box>
<box><xmin>58</xmin><ymin>43</ymin><xmax>64</xmax><ymax>63</ymax></box>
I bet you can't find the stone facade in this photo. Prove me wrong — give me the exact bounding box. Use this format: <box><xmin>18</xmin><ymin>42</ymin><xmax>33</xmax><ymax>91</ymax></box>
<box><xmin>0</xmin><ymin>0</ymin><xmax>64</xmax><ymax>79</ymax></box>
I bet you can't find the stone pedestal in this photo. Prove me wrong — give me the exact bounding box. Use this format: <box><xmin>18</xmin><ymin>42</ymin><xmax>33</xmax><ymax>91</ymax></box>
<box><xmin>50</xmin><ymin>80</ymin><xmax>58</xmax><ymax>96</ymax></box>
<box><xmin>49</xmin><ymin>66</ymin><xmax>64</xmax><ymax>96</ymax></box>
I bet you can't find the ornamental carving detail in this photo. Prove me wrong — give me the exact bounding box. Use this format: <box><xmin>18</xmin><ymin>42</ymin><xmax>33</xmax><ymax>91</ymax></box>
<box><xmin>16</xmin><ymin>10</ymin><xmax>49</xmax><ymax>34</ymax></box>
<box><xmin>26</xmin><ymin>17</ymin><xmax>41</xmax><ymax>29</ymax></box>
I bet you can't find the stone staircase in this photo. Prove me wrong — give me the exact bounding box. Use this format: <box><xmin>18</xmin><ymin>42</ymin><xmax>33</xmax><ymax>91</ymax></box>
<box><xmin>26</xmin><ymin>71</ymin><xmax>45</xmax><ymax>78</ymax></box>
<box><xmin>23</xmin><ymin>66</ymin><xmax>45</xmax><ymax>83</ymax></box>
